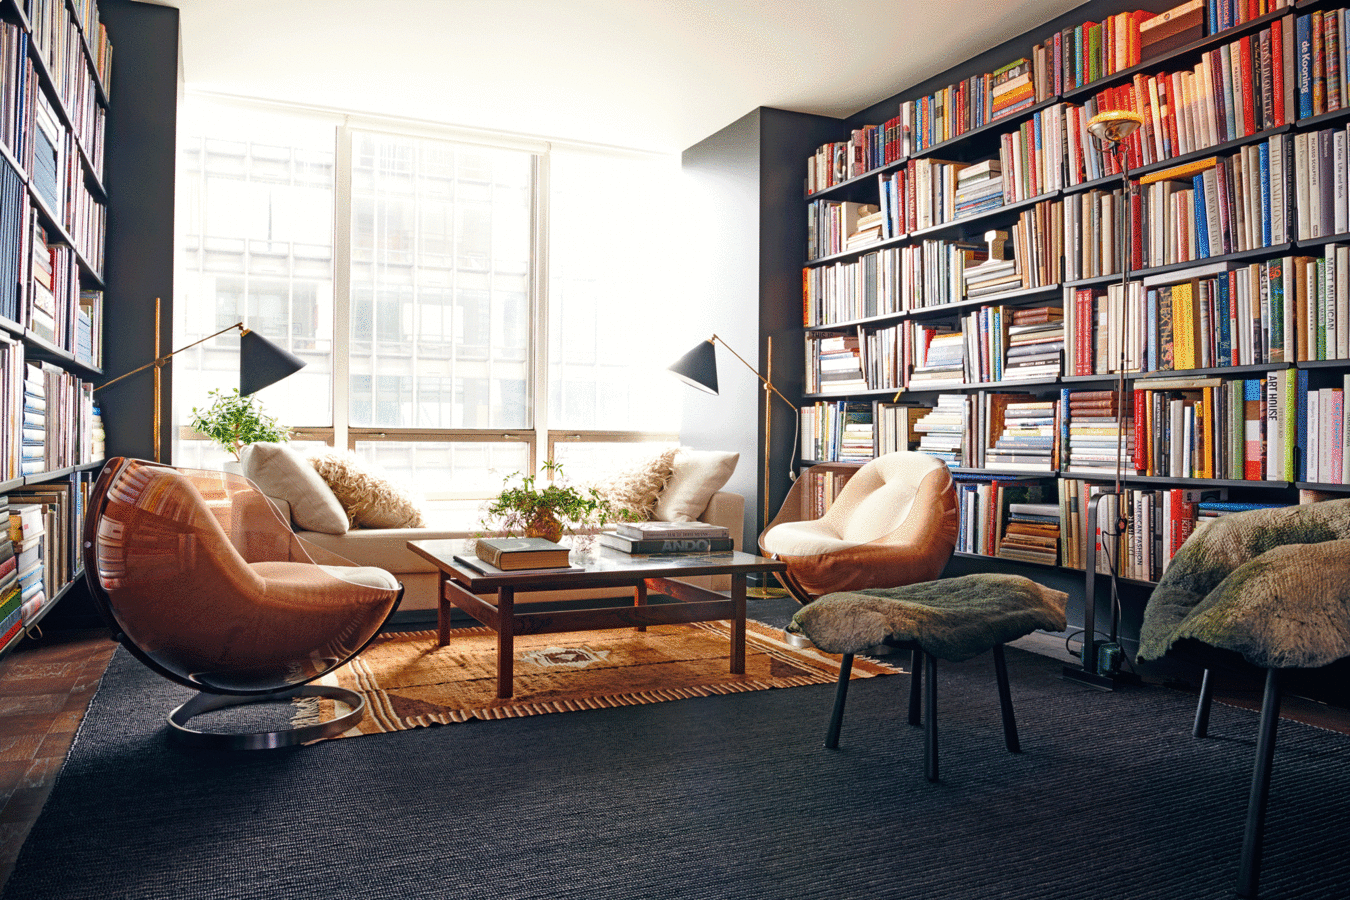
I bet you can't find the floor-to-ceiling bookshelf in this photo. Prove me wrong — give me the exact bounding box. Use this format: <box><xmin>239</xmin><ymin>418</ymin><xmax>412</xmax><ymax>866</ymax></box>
<box><xmin>791</xmin><ymin>1</ymin><xmax>1350</xmax><ymax>685</ymax></box>
<box><xmin>0</xmin><ymin>0</ymin><xmax>110</xmax><ymax>659</ymax></box>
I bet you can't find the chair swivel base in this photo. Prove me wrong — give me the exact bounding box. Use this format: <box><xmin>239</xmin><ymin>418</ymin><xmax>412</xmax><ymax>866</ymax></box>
<box><xmin>168</xmin><ymin>684</ymin><xmax>366</xmax><ymax>750</ymax></box>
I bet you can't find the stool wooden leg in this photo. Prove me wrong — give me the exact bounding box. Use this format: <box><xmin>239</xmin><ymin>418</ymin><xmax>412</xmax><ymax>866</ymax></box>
<box><xmin>923</xmin><ymin>651</ymin><xmax>938</xmax><ymax>782</ymax></box>
<box><xmin>1237</xmin><ymin>668</ymin><xmax>1282</xmax><ymax>899</ymax></box>
<box><xmin>825</xmin><ymin>653</ymin><xmax>854</xmax><ymax>750</ymax></box>
<box><xmin>908</xmin><ymin>648</ymin><xmax>923</xmax><ymax>726</ymax></box>
<box><xmin>992</xmin><ymin>643</ymin><xmax>1020</xmax><ymax>754</ymax></box>
<box><xmin>1193</xmin><ymin>668</ymin><xmax>1214</xmax><ymax>738</ymax></box>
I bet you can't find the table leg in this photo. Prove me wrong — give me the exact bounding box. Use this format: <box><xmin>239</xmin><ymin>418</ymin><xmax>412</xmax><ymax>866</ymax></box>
<box><xmin>437</xmin><ymin>574</ymin><xmax>452</xmax><ymax>646</ymax></box>
<box><xmin>497</xmin><ymin>587</ymin><xmax>515</xmax><ymax>699</ymax></box>
<box><xmin>634</xmin><ymin>580</ymin><xmax>648</xmax><ymax>633</ymax></box>
<box><xmin>730</xmin><ymin>574</ymin><xmax>746</xmax><ymax>675</ymax></box>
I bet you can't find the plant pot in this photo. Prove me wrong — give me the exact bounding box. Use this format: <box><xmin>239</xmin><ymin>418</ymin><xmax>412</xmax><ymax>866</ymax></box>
<box><xmin>525</xmin><ymin>511</ymin><xmax>563</xmax><ymax>543</ymax></box>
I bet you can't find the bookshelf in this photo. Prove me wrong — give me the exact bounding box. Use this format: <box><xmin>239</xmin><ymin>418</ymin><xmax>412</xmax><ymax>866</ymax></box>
<box><xmin>0</xmin><ymin>0</ymin><xmax>110</xmax><ymax>660</ymax></box>
<box><xmin>788</xmin><ymin>0</ymin><xmax>1350</xmax><ymax>669</ymax></box>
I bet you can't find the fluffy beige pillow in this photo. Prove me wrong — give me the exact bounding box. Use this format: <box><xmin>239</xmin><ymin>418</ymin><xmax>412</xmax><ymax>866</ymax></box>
<box><xmin>653</xmin><ymin>448</ymin><xmax>739</xmax><ymax>523</ymax></box>
<box><xmin>240</xmin><ymin>442</ymin><xmax>348</xmax><ymax>535</ymax></box>
<box><xmin>593</xmin><ymin>447</ymin><xmax>679</xmax><ymax>521</ymax></box>
<box><xmin>308</xmin><ymin>452</ymin><xmax>425</xmax><ymax>529</ymax></box>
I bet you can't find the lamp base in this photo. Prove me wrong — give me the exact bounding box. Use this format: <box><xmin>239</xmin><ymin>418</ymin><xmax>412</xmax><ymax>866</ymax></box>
<box><xmin>747</xmin><ymin>585</ymin><xmax>788</xmax><ymax>600</ymax></box>
<box><xmin>1061</xmin><ymin>665</ymin><xmax>1140</xmax><ymax>692</ymax></box>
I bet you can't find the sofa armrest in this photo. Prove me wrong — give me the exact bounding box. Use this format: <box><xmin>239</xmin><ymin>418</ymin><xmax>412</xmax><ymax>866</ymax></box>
<box><xmin>699</xmin><ymin>491</ymin><xmax>745</xmax><ymax>551</ymax></box>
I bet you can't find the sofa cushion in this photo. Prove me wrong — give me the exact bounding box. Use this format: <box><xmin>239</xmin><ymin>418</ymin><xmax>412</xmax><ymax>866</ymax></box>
<box><xmin>654</xmin><ymin>448</ymin><xmax>739</xmax><ymax>523</ymax></box>
<box><xmin>593</xmin><ymin>446</ymin><xmax>679</xmax><ymax>521</ymax></box>
<box><xmin>240</xmin><ymin>442</ymin><xmax>348</xmax><ymax>535</ymax></box>
<box><xmin>309</xmin><ymin>452</ymin><xmax>426</xmax><ymax>529</ymax></box>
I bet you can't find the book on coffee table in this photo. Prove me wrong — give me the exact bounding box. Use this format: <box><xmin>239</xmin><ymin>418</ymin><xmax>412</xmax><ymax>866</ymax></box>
<box><xmin>614</xmin><ymin>521</ymin><xmax>729</xmax><ymax>541</ymax></box>
<box><xmin>597</xmin><ymin>531</ymin><xmax>734</xmax><ymax>554</ymax></box>
<box><xmin>474</xmin><ymin>537</ymin><xmax>572</xmax><ymax>570</ymax></box>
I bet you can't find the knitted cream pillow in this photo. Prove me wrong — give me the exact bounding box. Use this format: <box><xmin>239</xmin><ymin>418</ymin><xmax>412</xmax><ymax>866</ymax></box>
<box><xmin>308</xmin><ymin>452</ymin><xmax>425</xmax><ymax>529</ymax></box>
<box><xmin>593</xmin><ymin>447</ymin><xmax>679</xmax><ymax>521</ymax></box>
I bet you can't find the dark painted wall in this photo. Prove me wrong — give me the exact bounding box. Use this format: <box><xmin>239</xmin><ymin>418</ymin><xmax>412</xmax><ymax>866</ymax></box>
<box><xmin>98</xmin><ymin>0</ymin><xmax>178</xmax><ymax>464</ymax></box>
<box><xmin>680</xmin><ymin>108</ymin><xmax>839</xmax><ymax>550</ymax></box>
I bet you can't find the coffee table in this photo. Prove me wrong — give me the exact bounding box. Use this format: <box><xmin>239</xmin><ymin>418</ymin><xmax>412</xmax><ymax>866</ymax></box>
<box><xmin>407</xmin><ymin>540</ymin><xmax>788</xmax><ymax>699</ymax></box>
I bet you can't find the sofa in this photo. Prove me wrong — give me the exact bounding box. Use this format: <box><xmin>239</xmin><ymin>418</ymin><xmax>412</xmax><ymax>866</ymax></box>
<box><xmin>238</xmin><ymin>443</ymin><xmax>745</xmax><ymax>613</ymax></box>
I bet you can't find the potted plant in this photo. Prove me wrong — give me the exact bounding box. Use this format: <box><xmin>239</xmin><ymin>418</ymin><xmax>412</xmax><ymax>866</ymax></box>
<box><xmin>188</xmin><ymin>388</ymin><xmax>291</xmax><ymax>461</ymax></box>
<box><xmin>481</xmin><ymin>460</ymin><xmax>629</xmax><ymax>542</ymax></box>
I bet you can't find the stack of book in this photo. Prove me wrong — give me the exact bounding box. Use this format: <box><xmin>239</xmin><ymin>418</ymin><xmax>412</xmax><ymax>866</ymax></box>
<box><xmin>996</xmin><ymin>501</ymin><xmax>1061</xmax><ymax>564</ymax></box>
<box><xmin>30</xmin><ymin>91</ymin><xmax>61</xmax><ymax>214</ymax></box>
<box><xmin>915</xmin><ymin>393</ymin><xmax>970</xmax><ymax>466</ymax></box>
<box><xmin>598</xmin><ymin>521</ymin><xmax>732</xmax><ymax>555</ymax></box>
<box><xmin>1063</xmin><ymin>389</ymin><xmax>1132</xmax><ymax>475</ymax></box>
<box><xmin>9</xmin><ymin>502</ymin><xmax>44</xmax><ymax>629</ymax></box>
<box><xmin>990</xmin><ymin>58</ymin><xmax>1035</xmax><ymax>119</ymax></box>
<box><xmin>0</xmin><ymin>497</ymin><xmax>17</xmax><ymax>647</ymax></box>
<box><xmin>962</xmin><ymin>230</ymin><xmax>1020</xmax><ymax>300</ymax></box>
<box><xmin>1003</xmin><ymin>307</ymin><xmax>1064</xmax><ymax>382</ymax></box>
<box><xmin>984</xmin><ymin>398</ymin><xmax>1058</xmax><ymax>472</ymax></box>
<box><xmin>845</xmin><ymin>205</ymin><xmax>885</xmax><ymax>251</ymax></box>
<box><xmin>909</xmin><ymin>331</ymin><xmax>967</xmax><ymax>388</ymax></box>
<box><xmin>808</xmin><ymin>334</ymin><xmax>867</xmax><ymax>395</ymax></box>
<box><xmin>21</xmin><ymin>362</ymin><xmax>44</xmax><ymax>476</ymax></box>
<box><xmin>953</xmin><ymin>160</ymin><xmax>1003</xmax><ymax>219</ymax></box>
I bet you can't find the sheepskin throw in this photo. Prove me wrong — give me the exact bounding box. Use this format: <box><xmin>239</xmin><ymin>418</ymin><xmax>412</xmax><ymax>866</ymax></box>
<box><xmin>308</xmin><ymin>452</ymin><xmax>425</xmax><ymax>529</ymax></box>
<box><xmin>1138</xmin><ymin>499</ymin><xmax>1350</xmax><ymax>669</ymax></box>
<box><xmin>788</xmin><ymin>573</ymin><xmax>1068</xmax><ymax>661</ymax></box>
<box><xmin>591</xmin><ymin>447</ymin><xmax>680</xmax><ymax>521</ymax></box>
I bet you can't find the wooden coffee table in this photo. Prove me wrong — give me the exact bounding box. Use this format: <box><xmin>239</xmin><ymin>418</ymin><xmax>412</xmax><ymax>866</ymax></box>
<box><xmin>407</xmin><ymin>540</ymin><xmax>787</xmax><ymax>699</ymax></box>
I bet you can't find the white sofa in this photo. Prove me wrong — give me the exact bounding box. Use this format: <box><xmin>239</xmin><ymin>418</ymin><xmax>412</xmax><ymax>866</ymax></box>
<box><xmin>239</xmin><ymin>443</ymin><xmax>745</xmax><ymax>613</ymax></box>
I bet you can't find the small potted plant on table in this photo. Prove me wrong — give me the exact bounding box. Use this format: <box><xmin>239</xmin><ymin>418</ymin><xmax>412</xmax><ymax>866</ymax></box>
<box><xmin>482</xmin><ymin>460</ymin><xmax>627</xmax><ymax>542</ymax></box>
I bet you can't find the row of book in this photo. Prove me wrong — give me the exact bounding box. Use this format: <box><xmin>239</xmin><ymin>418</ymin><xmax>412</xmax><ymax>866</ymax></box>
<box><xmin>0</xmin><ymin>340</ymin><xmax>99</xmax><ymax>481</ymax></box>
<box><xmin>805</xmin><ymin>2</ymin><xmax>1291</xmax><ymax>193</ymax></box>
<box><xmin>800</xmin><ymin>400</ymin><xmax>876</xmax><ymax>463</ymax></box>
<box><xmin>1066</xmin><ymin>249</ymin><xmax>1350</xmax><ymax>382</ymax></box>
<box><xmin>1297</xmin><ymin>7</ymin><xmax>1350</xmax><ymax>121</ymax></box>
<box><xmin>27</xmin><ymin>0</ymin><xmax>111</xmax><ymax>161</ymax></box>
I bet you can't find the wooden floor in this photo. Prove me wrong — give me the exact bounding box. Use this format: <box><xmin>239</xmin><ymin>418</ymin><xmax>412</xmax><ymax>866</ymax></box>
<box><xmin>0</xmin><ymin>628</ymin><xmax>1345</xmax><ymax>895</ymax></box>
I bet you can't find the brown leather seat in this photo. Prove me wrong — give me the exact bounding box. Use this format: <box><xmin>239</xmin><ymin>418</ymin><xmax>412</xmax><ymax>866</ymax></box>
<box><xmin>758</xmin><ymin>452</ymin><xmax>958</xmax><ymax>604</ymax></box>
<box><xmin>83</xmin><ymin>457</ymin><xmax>403</xmax><ymax>747</ymax></box>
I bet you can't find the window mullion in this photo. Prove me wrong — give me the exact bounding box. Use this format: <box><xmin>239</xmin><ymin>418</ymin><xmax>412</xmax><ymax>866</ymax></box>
<box><xmin>333</xmin><ymin>122</ymin><xmax>354</xmax><ymax>449</ymax></box>
<box><xmin>533</xmin><ymin>150</ymin><xmax>550</xmax><ymax>471</ymax></box>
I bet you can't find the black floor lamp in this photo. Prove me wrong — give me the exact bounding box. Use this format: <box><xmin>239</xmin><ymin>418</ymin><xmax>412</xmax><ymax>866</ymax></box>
<box><xmin>668</xmin><ymin>334</ymin><xmax>798</xmax><ymax>586</ymax></box>
<box><xmin>1063</xmin><ymin>109</ymin><xmax>1145</xmax><ymax>691</ymax></box>
<box><xmin>97</xmin><ymin>298</ymin><xmax>307</xmax><ymax>462</ymax></box>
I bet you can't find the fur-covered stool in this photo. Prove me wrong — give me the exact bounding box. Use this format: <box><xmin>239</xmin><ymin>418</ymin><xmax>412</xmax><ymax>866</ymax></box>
<box><xmin>787</xmin><ymin>572</ymin><xmax>1067</xmax><ymax>782</ymax></box>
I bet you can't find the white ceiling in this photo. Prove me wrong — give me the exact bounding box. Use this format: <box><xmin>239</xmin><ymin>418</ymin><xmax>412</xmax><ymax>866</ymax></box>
<box><xmin>162</xmin><ymin>0</ymin><xmax>1088</xmax><ymax>153</ymax></box>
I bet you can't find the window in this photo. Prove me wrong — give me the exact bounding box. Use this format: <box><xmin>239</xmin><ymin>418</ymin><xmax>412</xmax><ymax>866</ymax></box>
<box><xmin>175</xmin><ymin>95</ymin><xmax>685</xmax><ymax>529</ymax></box>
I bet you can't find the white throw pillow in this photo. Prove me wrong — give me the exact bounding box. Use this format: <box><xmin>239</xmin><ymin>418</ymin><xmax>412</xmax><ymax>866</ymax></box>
<box><xmin>653</xmin><ymin>448</ymin><xmax>739</xmax><ymax>523</ymax></box>
<box><xmin>240</xmin><ymin>442</ymin><xmax>349</xmax><ymax>535</ymax></box>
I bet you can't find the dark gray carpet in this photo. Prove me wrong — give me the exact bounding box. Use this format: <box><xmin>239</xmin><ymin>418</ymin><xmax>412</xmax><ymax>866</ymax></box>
<box><xmin>5</xmin><ymin>599</ymin><xmax>1349</xmax><ymax>900</ymax></box>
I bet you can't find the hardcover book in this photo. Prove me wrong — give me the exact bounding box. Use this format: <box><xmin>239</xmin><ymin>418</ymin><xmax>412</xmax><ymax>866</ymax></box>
<box><xmin>473</xmin><ymin>537</ymin><xmax>572</xmax><ymax>570</ymax></box>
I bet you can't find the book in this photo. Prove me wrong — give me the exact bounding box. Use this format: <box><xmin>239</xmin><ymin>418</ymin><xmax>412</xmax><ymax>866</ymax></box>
<box><xmin>614</xmin><ymin>521</ymin><xmax>730</xmax><ymax>541</ymax></box>
<box><xmin>473</xmin><ymin>537</ymin><xmax>572</xmax><ymax>570</ymax></box>
<box><xmin>597</xmin><ymin>532</ymin><xmax>735</xmax><ymax>555</ymax></box>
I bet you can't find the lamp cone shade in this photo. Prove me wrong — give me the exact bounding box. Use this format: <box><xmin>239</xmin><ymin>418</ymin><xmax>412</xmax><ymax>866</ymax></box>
<box><xmin>238</xmin><ymin>329</ymin><xmax>307</xmax><ymax>396</ymax></box>
<box><xmin>668</xmin><ymin>339</ymin><xmax>719</xmax><ymax>394</ymax></box>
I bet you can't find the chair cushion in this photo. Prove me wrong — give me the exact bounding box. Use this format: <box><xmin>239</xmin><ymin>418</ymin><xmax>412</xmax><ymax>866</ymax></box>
<box><xmin>1139</xmin><ymin>499</ymin><xmax>1350</xmax><ymax>669</ymax></box>
<box><xmin>788</xmin><ymin>573</ymin><xmax>1068</xmax><ymax>661</ymax></box>
<box><xmin>316</xmin><ymin>564</ymin><xmax>401</xmax><ymax>592</ymax></box>
<box><xmin>309</xmin><ymin>452</ymin><xmax>426</xmax><ymax>529</ymax></box>
<box><xmin>653</xmin><ymin>448</ymin><xmax>738</xmax><ymax>522</ymax></box>
<box><xmin>760</xmin><ymin>518</ymin><xmax>858</xmax><ymax>557</ymax></box>
<box><xmin>240</xmin><ymin>442</ymin><xmax>349</xmax><ymax>535</ymax></box>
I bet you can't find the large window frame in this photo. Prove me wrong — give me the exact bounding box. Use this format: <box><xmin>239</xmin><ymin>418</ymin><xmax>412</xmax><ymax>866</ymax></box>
<box><xmin>174</xmin><ymin>95</ymin><xmax>682</xmax><ymax>531</ymax></box>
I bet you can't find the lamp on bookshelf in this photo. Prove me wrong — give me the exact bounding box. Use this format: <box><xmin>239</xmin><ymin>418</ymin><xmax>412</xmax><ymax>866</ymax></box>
<box><xmin>96</xmin><ymin>297</ymin><xmax>306</xmax><ymax>463</ymax></box>
<box><xmin>668</xmin><ymin>334</ymin><xmax>798</xmax><ymax>595</ymax></box>
<box><xmin>1064</xmin><ymin>108</ymin><xmax>1145</xmax><ymax>691</ymax></box>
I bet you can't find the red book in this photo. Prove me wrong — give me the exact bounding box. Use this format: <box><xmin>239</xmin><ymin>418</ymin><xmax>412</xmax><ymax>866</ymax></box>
<box><xmin>1133</xmin><ymin>387</ymin><xmax>1147</xmax><ymax>472</ymax></box>
<box><xmin>1239</xmin><ymin>36</ymin><xmax>1257</xmax><ymax>135</ymax></box>
<box><xmin>1270</xmin><ymin>21</ymin><xmax>1285</xmax><ymax>125</ymax></box>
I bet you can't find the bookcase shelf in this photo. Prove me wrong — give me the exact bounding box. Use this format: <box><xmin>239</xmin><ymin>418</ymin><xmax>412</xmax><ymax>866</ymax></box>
<box><xmin>0</xmin><ymin>0</ymin><xmax>109</xmax><ymax>661</ymax></box>
<box><xmin>788</xmin><ymin>0</ymin><xmax>1350</xmax><ymax>648</ymax></box>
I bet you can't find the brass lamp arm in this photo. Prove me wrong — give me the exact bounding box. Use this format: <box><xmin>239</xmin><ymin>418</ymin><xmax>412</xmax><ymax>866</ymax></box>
<box><xmin>97</xmin><ymin>322</ymin><xmax>248</xmax><ymax>392</ymax></box>
<box><xmin>710</xmin><ymin>334</ymin><xmax>795</xmax><ymax>410</ymax></box>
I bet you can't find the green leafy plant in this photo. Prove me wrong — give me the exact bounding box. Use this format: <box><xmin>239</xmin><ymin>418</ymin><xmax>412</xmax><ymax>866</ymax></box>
<box><xmin>481</xmin><ymin>460</ymin><xmax>631</xmax><ymax>541</ymax></box>
<box><xmin>188</xmin><ymin>388</ymin><xmax>291</xmax><ymax>460</ymax></box>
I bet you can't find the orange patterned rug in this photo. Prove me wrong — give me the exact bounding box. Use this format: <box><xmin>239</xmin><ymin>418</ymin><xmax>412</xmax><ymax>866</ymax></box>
<box><xmin>304</xmin><ymin>619</ymin><xmax>900</xmax><ymax>738</ymax></box>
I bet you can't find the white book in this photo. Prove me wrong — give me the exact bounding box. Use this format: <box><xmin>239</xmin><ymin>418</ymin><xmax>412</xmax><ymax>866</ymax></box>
<box><xmin>1337</xmin><ymin>130</ymin><xmax>1349</xmax><ymax>237</ymax></box>
<box><xmin>1339</xmin><ymin>244</ymin><xmax>1350</xmax><ymax>360</ymax></box>
<box><xmin>1296</xmin><ymin>132</ymin><xmax>1311</xmax><ymax>241</ymax></box>
<box><xmin>1270</xmin><ymin>135</ymin><xmax>1286</xmax><ymax>246</ymax></box>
